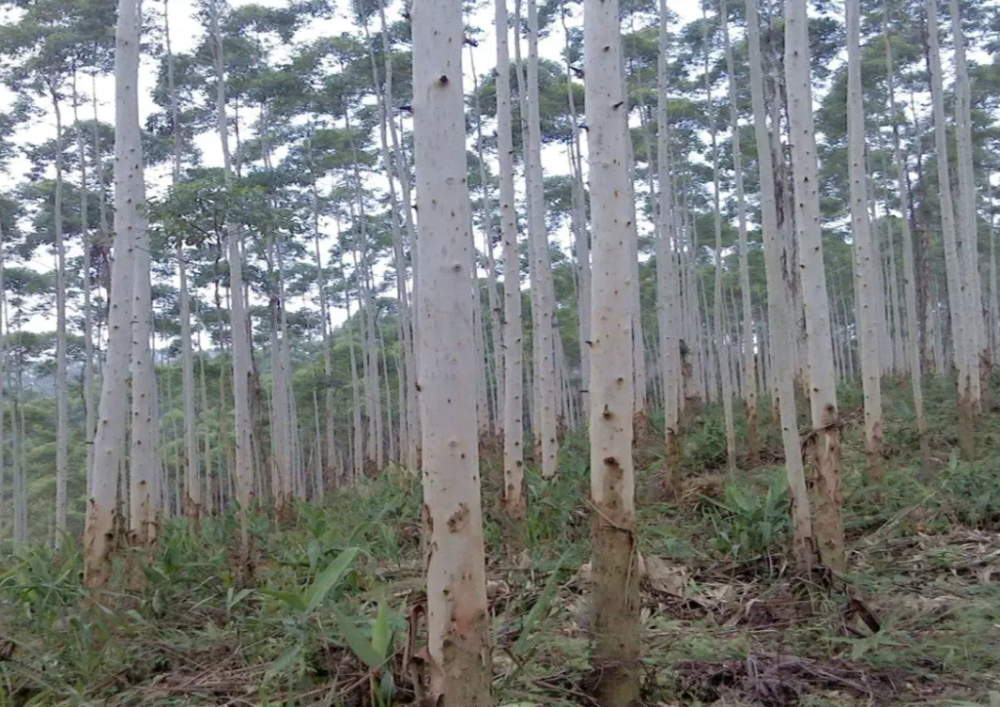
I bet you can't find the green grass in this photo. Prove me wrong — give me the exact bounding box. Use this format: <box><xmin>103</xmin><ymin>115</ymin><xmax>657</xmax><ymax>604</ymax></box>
<box><xmin>1</xmin><ymin>378</ymin><xmax>999</xmax><ymax>705</ymax></box>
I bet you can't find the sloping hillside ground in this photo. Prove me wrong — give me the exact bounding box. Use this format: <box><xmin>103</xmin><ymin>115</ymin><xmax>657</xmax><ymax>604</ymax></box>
<box><xmin>1</xmin><ymin>378</ymin><xmax>998</xmax><ymax>706</ymax></box>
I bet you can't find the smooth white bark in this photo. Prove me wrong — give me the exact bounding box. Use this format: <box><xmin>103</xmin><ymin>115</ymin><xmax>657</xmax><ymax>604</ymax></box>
<box><xmin>785</xmin><ymin>0</ymin><xmax>845</xmax><ymax>572</ymax></box>
<box><xmin>411</xmin><ymin>0</ymin><xmax>491</xmax><ymax>699</ymax></box>
<box><xmin>722</xmin><ymin>1</ymin><xmax>758</xmax><ymax>460</ymax></box>
<box><xmin>746</xmin><ymin>0</ymin><xmax>813</xmax><ymax>569</ymax></box>
<box><xmin>926</xmin><ymin>0</ymin><xmax>973</xmax><ymax>450</ymax></box>
<box><xmin>51</xmin><ymin>89</ymin><xmax>69</xmax><ymax>548</ymax></box>
<box><xmin>948</xmin><ymin>0</ymin><xmax>984</xmax><ymax>405</ymax></box>
<box><xmin>847</xmin><ymin>0</ymin><xmax>884</xmax><ymax>481</ymax></box>
<box><xmin>209</xmin><ymin>0</ymin><xmax>255</xmax><ymax>550</ymax></box>
<box><xmin>585</xmin><ymin>0</ymin><xmax>640</xmax><ymax>699</ymax></box>
<box><xmin>525</xmin><ymin>0</ymin><xmax>559</xmax><ymax>478</ymax></box>
<box><xmin>657</xmin><ymin>0</ymin><xmax>681</xmax><ymax>495</ymax></box>
<box><xmin>496</xmin><ymin>0</ymin><xmax>525</xmax><ymax>521</ymax></box>
<box><xmin>84</xmin><ymin>0</ymin><xmax>141</xmax><ymax>586</ymax></box>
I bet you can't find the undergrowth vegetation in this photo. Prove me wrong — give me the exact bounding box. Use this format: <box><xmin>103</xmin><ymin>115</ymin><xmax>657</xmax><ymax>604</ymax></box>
<box><xmin>1</xmin><ymin>379</ymin><xmax>999</xmax><ymax>706</ymax></box>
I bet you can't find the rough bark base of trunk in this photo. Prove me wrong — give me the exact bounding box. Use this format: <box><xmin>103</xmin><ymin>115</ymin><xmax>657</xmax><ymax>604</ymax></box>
<box><xmin>125</xmin><ymin>543</ymin><xmax>149</xmax><ymax>591</ymax></box>
<box><xmin>808</xmin><ymin>422</ymin><xmax>846</xmax><ymax>573</ymax></box>
<box><xmin>745</xmin><ymin>401</ymin><xmax>760</xmax><ymax>466</ymax></box>
<box><xmin>275</xmin><ymin>494</ymin><xmax>294</xmax><ymax>524</ymax></box>
<box><xmin>865</xmin><ymin>420</ymin><xmax>885</xmax><ymax>486</ymax></box>
<box><xmin>83</xmin><ymin>502</ymin><xmax>118</xmax><ymax>588</ymax></box>
<box><xmin>660</xmin><ymin>429</ymin><xmax>682</xmax><ymax>500</ymax></box>
<box><xmin>183</xmin><ymin>494</ymin><xmax>201</xmax><ymax>537</ymax></box>
<box><xmin>236</xmin><ymin>533</ymin><xmax>256</xmax><ymax>588</ymax></box>
<box><xmin>957</xmin><ymin>391</ymin><xmax>975</xmax><ymax>462</ymax></box>
<box><xmin>588</xmin><ymin>520</ymin><xmax>641</xmax><ymax>707</ymax></box>
<box><xmin>425</xmin><ymin>608</ymin><xmax>491</xmax><ymax>707</ymax></box>
<box><xmin>632</xmin><ymin>409</ymin><xmax>649</xmax><ymax>446</ymax></box>
<box><xmin>504</xmin><ymin>475</ymin><xmax>527</xmax><ymax>524</ymax></box>
<box><xmin>789</xmin><ymin>488</ymin><xmax>817</xmax><ymax>574</ymax></box>
<box><xmin>916</xmin><ymin>434</ymin><xmax>932</xmax><ymax>482</ymax></box>
<box><xmin>979</xmin><ymin>351</ymin><xmax>992</xmax><ymax>413</ymax></box>
<box><xmin>681</xmin><ymin>360</ymin><xmax>700</xmax><ymax>424</ymax></box>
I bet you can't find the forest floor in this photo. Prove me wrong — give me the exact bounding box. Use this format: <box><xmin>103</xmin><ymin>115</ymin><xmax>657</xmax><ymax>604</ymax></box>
<box><xmin>1</xmin><ymin>380</ymin><xmax>999</xmax><ymax>706</ymax></box>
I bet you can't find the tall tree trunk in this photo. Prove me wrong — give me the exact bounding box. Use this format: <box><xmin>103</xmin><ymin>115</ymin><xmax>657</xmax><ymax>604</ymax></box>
<box><xmin>785</xmin><ymin>0</ymin><xmax>845</xmax><ymax>572</ymax></box>
<box><xmin>496</xmin><ymin>0</ymin><xmax>525</xmax><ymax>522</ymax></box>
<box><xmin>472</xmin><ymin>244</ymin><xmax>490</xmax><ymax>437</ymax></box>
<box><xmin>165</xmin><ymin>0</ymin><xmax>201</xmax><ymax>529</ymax></box>
<box><xmin>92</xmin><ymin>73</ymin><xmax>111</xmax><ymax>282</ymax></box>
<box><xmin>0</xmin><ymin>221</ymin><xmax>5</xmax><ymax>548</ymax></box>
<box><xmin>365</xmin><ymin>16</ymin><xmax>414</xmax><ymax>467</ymax></box>
<box><xmin>560</xmin><ymin>3</ymin><xmax>591</xmax><ymax>420</ymax></box>
<box><xmin>344</xmin><ymin>128</ymin><xmax>384</xmax><ymax>474</ymax></box>
<box><xmin>268</xmin><ymin>239</ymin><xmax>293</xmax><ymax>517</ymax></box>
<box><xmin>209</xmin><ymin>0</ymin><xmax>255</xmax><ymax>560</ymax></box>
<box><xmin>907</xmin><ymin>87</ymin><xmax>933</xmax><ymax>374</ymax></box>
<box><xmin>12</xmin><ymin>357</ymin><xmax>25</xmax><ymax>546</ymax></box>
<box><xmin>847</xmin><ymin>0</ymin><xmax>885</xmax><ymax>484</ymax></box>
<box><xmin>129</xmin><ymin>145</ymin><xmax>157</xmax><ymax>548</ymax></box>
<box><xmin>83</xmin><ymin>0</ymin><xmax>142</xmax><ymax>586</ymax></box>
<box><xmin>72</xmin><ymin>71</ymin><xmax>96</xmax><ymax>495</ymax></box>
<box><xmin>624</xmin><ymin>122</ymin><xmax>647</xmax><ymax>438</ymax></box>
<box><xmin>585</xmin><ymin>0</ymin><xmax>640</xmax><ymax>701</ymax></box>
<box><xmin>311</xmin><ymin>202</ymin><xmax>336</xmax><ymax>489</ymax></box>
<box><xmin>198</xmin><ymin>336</ymin><xmax>214</xmax><ymax>511</ymax></box>
<box><xmin>722</xmin><ymin>0</ymin><xmax>759</xmax><ymax>464</ymax></box>
<box><xmin>48</xmin><ymin>84</ymin><xmax>70</xmax><ymax>548</ymax></box>
<box><xmin>704</xmin><ymin>11</ymin><xmax>737</xmax><ymax>473</ymax></box>
<box><xmin>524</xmin><ymin>0</ymin><xmax>559</xmax><ymax>478</ymax></box>
<box><xmin>948</xmin><ymin>0</ymin><xmax>985</xmax><ymax>409</ymax></box>
<box><xmin>378</xmin><ymin>12</ymin><xmax>420</xmax><ymax>472</ymax></box>
<box><xmin>378</xmin><ymin>325</ymin><xmax>395</xmax><ymax>463</ymax></box>
<box><xmin>884</xmin><ymin>7</ymin><xmax>929</xmax><ymax>468</ymax></box>
<box><xmin>345</xmin><ymin>274</ymin><xmax>364</xmax><ymax>484</ymax></box>
<box><xmin>469</xmin><ymin>47</ymin><xmax>504</xmax><ymax>436</ymax></box>
<box><xmin>657</xmin><ymin>0</ymin><xmax>682</xmax><ymax>498</ymax></box>
<box><xmin>747</xmin><ymin>0</ymin><xmax>815</xmax><ymax>570</ymax></box>
<box><xmin>411</xmin><ymin>1</ymin><xmax>492</xmax><ymax>701</ymax></box>
<box><xmin>926</xmin><ymin>0</ymin><xmax>973</xmax><ymax>458</ymax></box>
<box><xmin>884</xmin><ymin>199</ymin><xmax>906</xmax><ymax>376</ymax></box>
<box><xmin>988</xmin><ymin>176</ymin><xmax>999</xmax><ymax>365</ymax></box>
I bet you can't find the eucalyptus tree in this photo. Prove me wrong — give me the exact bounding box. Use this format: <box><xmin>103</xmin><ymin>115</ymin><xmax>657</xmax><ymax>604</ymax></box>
<box><xmin>412</xmin><ymin>0</ymin><xmax>491</xmax><ymax>701</ymax></box>
<box><xmin>558</xmin><ymin>2</ymin><xmax>590</xmax><ymax>422</ymax></box>
<box><xmin>882</xmin><ymin>11</ymin><xmax>928</xmax><ymax>467</ymax></box>
<box><xmin>745</xmin><ymin>0</ymin><xmax>814</xmax><ymax>569</ymax></box>
<box><xmin>785</xmin><ymin>0</ymin><xmax>845</xmax><ymax>572</ymax></box>
<box><xmin>585</xmin><ymin>0</ymin><xmax>640</xmax><ymax>699</ymax></box>
<box><xmin>721</xmin><ymin>0</ymin><xmax>758</xmax><ymax>463</ymax></box>
<box><xmin>210</xmin><ymin>3</ymin><xmax>313</xmax><ymax>511</ymax></box>
<box><xmin>846</xmin><ymin>0</ymin><xmax>885</xmax><ymax>483</ymax></box>
<box><xmin>702</xmin><ymin>4</ymin><xmax>738</xmax><ymax>472</ymax></box>
<box><xmin>925</xmin><ymin>0</ymin><xmax>972</xmax><ymax>457</ymax></box>
<box><xmin>0</xmin><ymin>0</ymin><xmax>114</xmax><ymax>548</ymax></box>
<box><xmin>205</xmin><ymin>0</ymin><xmax>256</xmax><ymax>559</ymax></box>
<box><xmin>84</xmin><ymin>0</ymin><xmax>142</xmax><ymax>587</ymax></box>
<box><xmin>494</xmin><ymin>0</ymin><xmax>526</xmax><ymax>522</ymax></box>
<box><xmin>355</xmin><ymin>0</ymin><xmax>418</xmax><ymax>468</ymax></box>
<box><xmin>0</xmin><ymin>194</ymin><xmax>17</xmax><ymax>548</ymax></box>
<box><xmin>524</xmin><ymin>0</ymin><xmax>559</xmax><ymax>478</ymax></box>
<box><xmin>947</xmin><ymin>0</ymin><xmax>984</xmax><ymax>413</ymax></box>
<box><xmin>159</xmin><ymin>0</ymin><xmax>202</xmax><ymax>527</ymax></box>
<box><xmin>657</xmin><ymin>0</ymin><xmax>682</xmax><ymax>498</ymax></box>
